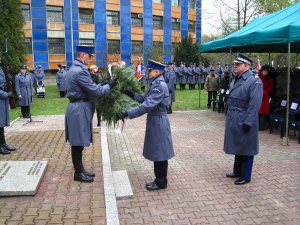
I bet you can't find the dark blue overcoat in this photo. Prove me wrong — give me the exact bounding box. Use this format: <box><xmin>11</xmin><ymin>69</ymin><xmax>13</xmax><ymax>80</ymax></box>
<box><xmin>65</xmin><ymin>59</ymin><xmax>110</xmax><ymax>147</ymax></box>
<box><xmin>127</xmin><ymin>75</ymin><xmax>175</xmax><ymax>162</ymax></box>
<box><xmin>0</xmin><ymin>67</ymin><xmax>9</xmax><ymax>127</ymax></box>
<box><xmin>15</xmin><ymin>72</ymin><xmax>33</xmax><ymax>106</ymax></box>
<box><xmin>224</xmin><ymin>70</ymin><xmax>263</xmax><ymax>156</ymax></box>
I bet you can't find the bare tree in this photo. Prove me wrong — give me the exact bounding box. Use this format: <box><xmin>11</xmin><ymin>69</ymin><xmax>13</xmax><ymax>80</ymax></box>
<box><xmin>218</xmin><ymin>0</ymin><xmax>260</xmax><ymax>35</ymax></box>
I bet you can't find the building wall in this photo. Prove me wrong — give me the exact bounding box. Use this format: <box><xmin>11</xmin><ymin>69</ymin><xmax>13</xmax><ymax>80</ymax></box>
<box><xmin>21</xmin><ymin>0</ymin><xmax>201</xmax><ymax>70</ymax></box>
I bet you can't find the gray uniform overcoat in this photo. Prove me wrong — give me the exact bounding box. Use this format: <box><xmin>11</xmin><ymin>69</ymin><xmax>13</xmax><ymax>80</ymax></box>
<box><xmin>33</xmin><ymin>70</ymin><xmax>45</xmax><ymax>83</ymax></box>
<box><xmin>127</xmin><ymin>75</ymin><xmax>175</xmax><ymax>162</ymax></box>
<box><xmin>65</xmin><ymin>59</ymin><xmax>110</xmax><ymax>147</ymax></box>
<box><xmin>224</xmin><ymin>70</ymin><xmax>263</xmax><ymax>156</ymax></box>
<box><xmin>0</xmin><ymin>67</ymin><xmax>9</xmax><ymax>127</ymax></box>
<box><xmin>15</xmin><ymin>72</ymin><xmax>33</xmax><ymax>106</ymax></box>
<box><xmin>56</xmin><ymin>71</ymin><xmax>67</xmax><ymax>91</ymax></box>
<box><xmin>164</xmin><ymin>68</ymin><xmax>176</xmax><ymax>102</ymax></box>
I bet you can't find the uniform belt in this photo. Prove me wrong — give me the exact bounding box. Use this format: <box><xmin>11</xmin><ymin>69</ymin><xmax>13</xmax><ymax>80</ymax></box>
<box><xmin>148</xmin><ymin>111</ymin><xmax>167</xmax><ymax>116</ymax></box>
<box><xmin>69</xmin><ymin>98</ymin><xmax>89</xmax><ymax>103</ymax></box>
<box><xmin>228</xmin><ymin>107</ymin><xmax>246</xmax><ymax>112</ymax></box>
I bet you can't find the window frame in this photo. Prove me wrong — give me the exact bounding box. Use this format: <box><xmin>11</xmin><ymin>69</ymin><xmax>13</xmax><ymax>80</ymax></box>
<box><xmin>21</xmin><ymin>4</ymin><xmax>31</xmax><ymax>21</ymax></box>
<box><xmin>106</xmin><ymin>11</ymin><xmax>120</xmax><ymax>26</ymax></box>
<box><xmin>153</xmin><ymin>15</ymin><xmax>163</xmax><ymax>30</ymax></box>
<box><xmin>79</xmin><ymin>8</ymin><xmax>94</xmax><ymax>24</ymax></box>
<box><xmin>132</xmin><ymin>41</ymin><xmax>143</xmax><ymax>55</ymax></box>
<box><xmin>107</xmin><ymin>40</ymin><xmax>120</xmax><ymax>54</ymax></box>
<box><xmin>48</xmin><ymin>38</ymin><xmax>65</xmax><ymax>55</ymax></box>
<box><xmin>46</xmin><ymin>5</ymin><xmax>64</xmax><ymax>23</ymax></box>
<box><xmin>131</xmin><ymin>13</ymin><xmax>143</xmax><ymax>28</ymax></box>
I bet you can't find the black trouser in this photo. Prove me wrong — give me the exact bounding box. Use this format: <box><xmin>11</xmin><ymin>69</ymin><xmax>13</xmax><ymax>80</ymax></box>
<box><xmin>96</xmin><ymin>109</ymin><xmax>101</xmax><ymax>126</ymax></box>
<box><xmin>21</xmin><ymin>106</ymin><xmax>30</xmax><ymax>118</ymax></box>
<box><xmin>259</xmin><ymin>114</ymin><xmax>267</xmax><ymax>130</ymax></box>
<box><xmin>71</xmin><ymin>146</ymin><xmax>84</xmax><ymax>174</ymax></box>
<box><xmin>233</xmin><ymin>155</ymin><xmax>254</xmax><ymax>181</ymax></box>
<box><xmin>154</xmin><ymin>160</ymin><xmax>168</xmax><ymax>186</ymax></box>
<box><xmin>207</xmin><ymin>91</ymin><xmax>217</xmax><ymax>108</ymax></box>
<box><xmin>60</xmin><ymin>91</ymin><xmax>65</xmax><ymax>97</ymax></box>
<box><xmin>0</xmin><ymin>127</ymin><xmax>5</xmax><ymax>146</ymax></box>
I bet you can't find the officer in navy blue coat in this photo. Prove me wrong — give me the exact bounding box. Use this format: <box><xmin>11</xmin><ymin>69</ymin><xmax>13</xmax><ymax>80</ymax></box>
<box><xmin>65</xmin><ymin>45</ymin><xmax>117</xmax><ymax>183</ymax></box>
<box><xmin>15</xmin><ymin>65</ymin><xmax>33</xmax><ymax>118</ymax></box>
<box><xmin>117</xmin><ymin>59</ymin><xmax>175</xmax><ymax>191</ymax></box>
<box><xmin>56</xmin><ymin>65</ymin><xmax>67</xmax><ymax>97</ymax></box>
<box><xmin>224</xmin><ymin>53</ymin><xmax>263</xmax><ymax>185</ymax></box>
<box><xmin>0</xmin><ymin>66</ymin><xmax>16</xmax><ymax>154</ymax></box>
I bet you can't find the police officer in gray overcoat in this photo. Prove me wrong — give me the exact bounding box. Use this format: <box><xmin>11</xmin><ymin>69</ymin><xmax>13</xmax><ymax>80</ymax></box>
<box><xmin>33</xmin><ymin>65</ymin><xmax>45</xmax><ymax>93</ymax></box>
<box><xmin>65</xmin><ymin>45</ymin><xmax>117</xmax><ymax>183</ymax></box>
<box><xmin>164</xmin><ymin>62</ymin><xmax>176</xmax><ymax>114</ymax></box>
<box><xmin>224</xmin><ymin>53</ymin><xmax>263</xmax><ymax>185</ymax></box>
<box><xmin>15</xmin><ymin>65</ymin><xmax>33</xmax><ymax>118</ymax></box>
<box><xmin>0</xmin><ymin>66</ymin><xmax>16</xmax><ymax>154</ymax></box>
<box><xmin>56</xmin><ymin>65</ymin><xmax>67</xmax><ymax>97</ymax></box>
<box><xmin>117</xmin><ymin>59</ymin><xmax>175</xmax><ymax>191</ymax></box>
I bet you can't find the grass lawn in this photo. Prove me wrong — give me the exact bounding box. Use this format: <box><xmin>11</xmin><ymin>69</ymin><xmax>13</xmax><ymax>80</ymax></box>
<box><xmin>9</xmin><ymin>85</ymin><xmax>208</xmax><ymax>121</ymax></box>
<box><xmin>9</xmin><ymin>85</ymin><xmax>69</xmax><ymax>121</ymax></box>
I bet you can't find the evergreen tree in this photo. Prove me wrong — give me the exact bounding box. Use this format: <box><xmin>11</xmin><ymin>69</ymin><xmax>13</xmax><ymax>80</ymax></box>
<box><xmin>0</xmin><ymin>0</ymin><xmax>26</xmax><ymax>72</ymax></box>
<box><xmin>173</xmin><ymin>35</ymin><xmax>200</xmax><ymax>65</ymax></box>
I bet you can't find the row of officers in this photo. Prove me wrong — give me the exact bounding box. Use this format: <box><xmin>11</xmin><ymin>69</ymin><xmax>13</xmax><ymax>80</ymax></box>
<box><xmin>138</xmin><ymin>62</ymin><xmax>231</xmax><ymax>92</ymax></box>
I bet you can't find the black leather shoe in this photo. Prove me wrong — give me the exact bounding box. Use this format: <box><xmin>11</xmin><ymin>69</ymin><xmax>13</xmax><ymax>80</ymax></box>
<box><xmin>83</xmin><ymin>170</ymin><xmax>95</xmax><ymax>177</ymax></box>
<box><xmin>145</xmin><ymin>181</ymin><xmax>167</xmax><ymax>191</ymax></box>
<box><xmin>0</xmin><ymin>146</ymin><xmax>11</xmax><ymax>155</ymax></box>
<box><xmin>3</xmin><ymin>144</ymin><xmax>16</xmax><ymax>151</ymax></box>
<box><xmin>74</xmin><ymin>173</ymin><xmax>94</xmax><ymax>183</ymax></box>
<box><xmin>226</xmin><ymin>172</ymin><xmax>240</xmax><ymax>178</ymax></box>
<box><xmin>234</xmin><ymin>178</ymin><xmax>250</xmax><ymax>185</ymax></box>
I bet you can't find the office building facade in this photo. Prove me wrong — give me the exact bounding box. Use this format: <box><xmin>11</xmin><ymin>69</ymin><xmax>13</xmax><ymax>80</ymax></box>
<box><xmin>21</xmin><ymin>0</ymin><xmax>201</xmax><ymax>70</ymax></box>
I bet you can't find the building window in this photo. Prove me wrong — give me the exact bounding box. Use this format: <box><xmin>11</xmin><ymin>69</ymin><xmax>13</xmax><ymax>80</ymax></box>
<box><xmin>79</xmin><ymin>8</ymin><xmax>94</xmax><ymax>24</ymax></box>
<box><xmin>25</xmin><ymin>38</ymin><xmax>32</xmax><ymax>54</ymax></box>
<box><xmin>21</xmin><ymin>4</ymin><xmax>31</xmax><ymax>21</ymax></box>
<box><xmin>107</xmin><ymin>11</ymin><xmax>120</xmax><ymax>26</ymax></box>
<box><xmin>46</xmin><ymin>5</ymin><xmax>63</xmax><ymax>23</ymax></box>
<box><xmin>188</xmin><ymin>0</ymin><xmax>195</xmax><ymax>9</ymax></box>
<box><xmin>131</xmin><ymin>13</ymin><xmax>143</xmax><ymax>27</ymax></box>
<box><xmin>172</xmin><ymin>18</ymin><xmax>180</xmax><ymax>30</ymax></box>
<box><xmin>48</xmin><ymin>38</ymin><xmax>65</xmax><ymax>54</ymax></box>
<box><xmin>172</xmin><ymin>0</ymin><xmax>180</xmax><ymax>7</ymax></box>
<box><xmin>132</xmin><ymin>41</ymin><xmax>143</xmax><ymax>55</ymax></box>
<box><xmin>153</xmin><ymin>16</ymin><xmax>163</xmax><ymax>30</ymax></box>
<box><xmin>188</xmin><ymin>21</ymin><xmax>196</xmax><ymax>32</ymax></box>
<box><xmin>79</xmin><ymin>39</ymin><xmax>94</xmax><ymax>46</ymax></box>
<box><xmin>153</xmin><ymin>0</ymin><xmax>163</xmax><ymax>3</ymax></box>
<box><xmin>107</xmin><ymin>40</ymin><xmax>120</xmax><ymax>54</ymax></box>
<box><xmin>153</xmin><ymin>41</ymin><xmax>163</xmax><ymax>50</ymax></box>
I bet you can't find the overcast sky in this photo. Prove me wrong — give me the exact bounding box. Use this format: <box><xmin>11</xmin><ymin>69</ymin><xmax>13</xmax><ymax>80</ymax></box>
<box><xmin>201</xmin><ymin>0</ymin><xmax>220</xmax><ymax>36</ymax></box>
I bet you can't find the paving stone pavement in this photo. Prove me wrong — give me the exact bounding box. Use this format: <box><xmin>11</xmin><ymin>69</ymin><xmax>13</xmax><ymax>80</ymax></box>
<box><xmin>107</xmin><ymin>110</ymin><xmax>300</xmax><ymax>225</ymax></box>
<box><xmin>0</xmin><ymin>115</ymin><xmax>106</xmax><ymax>225</ymax></box>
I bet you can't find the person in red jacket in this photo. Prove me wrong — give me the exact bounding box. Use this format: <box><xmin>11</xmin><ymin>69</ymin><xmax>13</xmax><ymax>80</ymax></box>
<box><xmin>258</xmin><ymin>65</ymin><xmax>273</xmax><ymax>130</ymax></box>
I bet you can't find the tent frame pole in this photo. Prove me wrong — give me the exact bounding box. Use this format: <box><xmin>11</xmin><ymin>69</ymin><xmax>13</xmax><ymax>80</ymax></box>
<box><xmin>281</xmin><ymin>42</ymin><xmax>291</xmax><ymax>146</ymax></box>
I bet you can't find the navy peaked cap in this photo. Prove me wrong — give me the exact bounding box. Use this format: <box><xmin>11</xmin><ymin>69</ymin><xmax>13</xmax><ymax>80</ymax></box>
<box><xmin>20</xmin><ymin>64</ymin><xmax>27</xmax><ymax>69</ymax></box>
<box><xmin>76</xmin><ymin>45</ymin><xmax>95</xmax><ymax>56</ymax></box>
<box><xmin>148</xmin><ymin>59</ymin><xmax>166</xmax><ymax>71</ymax></box>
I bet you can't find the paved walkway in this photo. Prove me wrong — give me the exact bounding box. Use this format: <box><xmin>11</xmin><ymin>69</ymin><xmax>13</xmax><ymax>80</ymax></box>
<box><xmin>1</xmin><ymin>111</ymin><xmax>300</xmax><ymax>225</ymax></box>
<box><xmin>107</xmin><ymin>110</ymin><xmax>300</xmax><ymax>225</ymax></box>
<box><xmin>1</xmin><ymin>116</ymin><xmax>106</xmax><ymax>225</ymax></box>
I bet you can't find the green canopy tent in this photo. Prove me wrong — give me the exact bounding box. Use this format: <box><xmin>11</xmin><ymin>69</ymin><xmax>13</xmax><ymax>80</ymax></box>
<box><xmin>200</xmin><ymin>2</ymin><xmax>300</xmax><ymax>145</ymax></box>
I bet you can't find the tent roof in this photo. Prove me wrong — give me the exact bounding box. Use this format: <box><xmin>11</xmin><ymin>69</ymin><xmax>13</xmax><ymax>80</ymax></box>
<box><xmin>200</xmin><ymin>1</ymin><xmax>300</xmax><ymax>53</ymax></box>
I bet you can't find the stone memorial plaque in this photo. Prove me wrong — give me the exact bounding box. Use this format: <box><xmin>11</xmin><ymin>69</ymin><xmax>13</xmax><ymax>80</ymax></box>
<box><xmin>0</xmin><ymin>161</ymin><xmax>48</xmax><ymax>196</ymax></box>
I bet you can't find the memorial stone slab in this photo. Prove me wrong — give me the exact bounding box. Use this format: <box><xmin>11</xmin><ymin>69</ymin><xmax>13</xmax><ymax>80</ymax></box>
<box><xmin>0</xmin><ymin>161</ymin><xmax>48</xmax><ymax>196</ymax></box>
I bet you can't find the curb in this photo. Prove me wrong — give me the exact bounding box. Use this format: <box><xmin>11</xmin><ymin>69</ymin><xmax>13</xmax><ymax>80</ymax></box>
<box><xmin>101</xmin><ymin>124</ymin><xmax>120</xmax><ymax>225</ymax></box>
